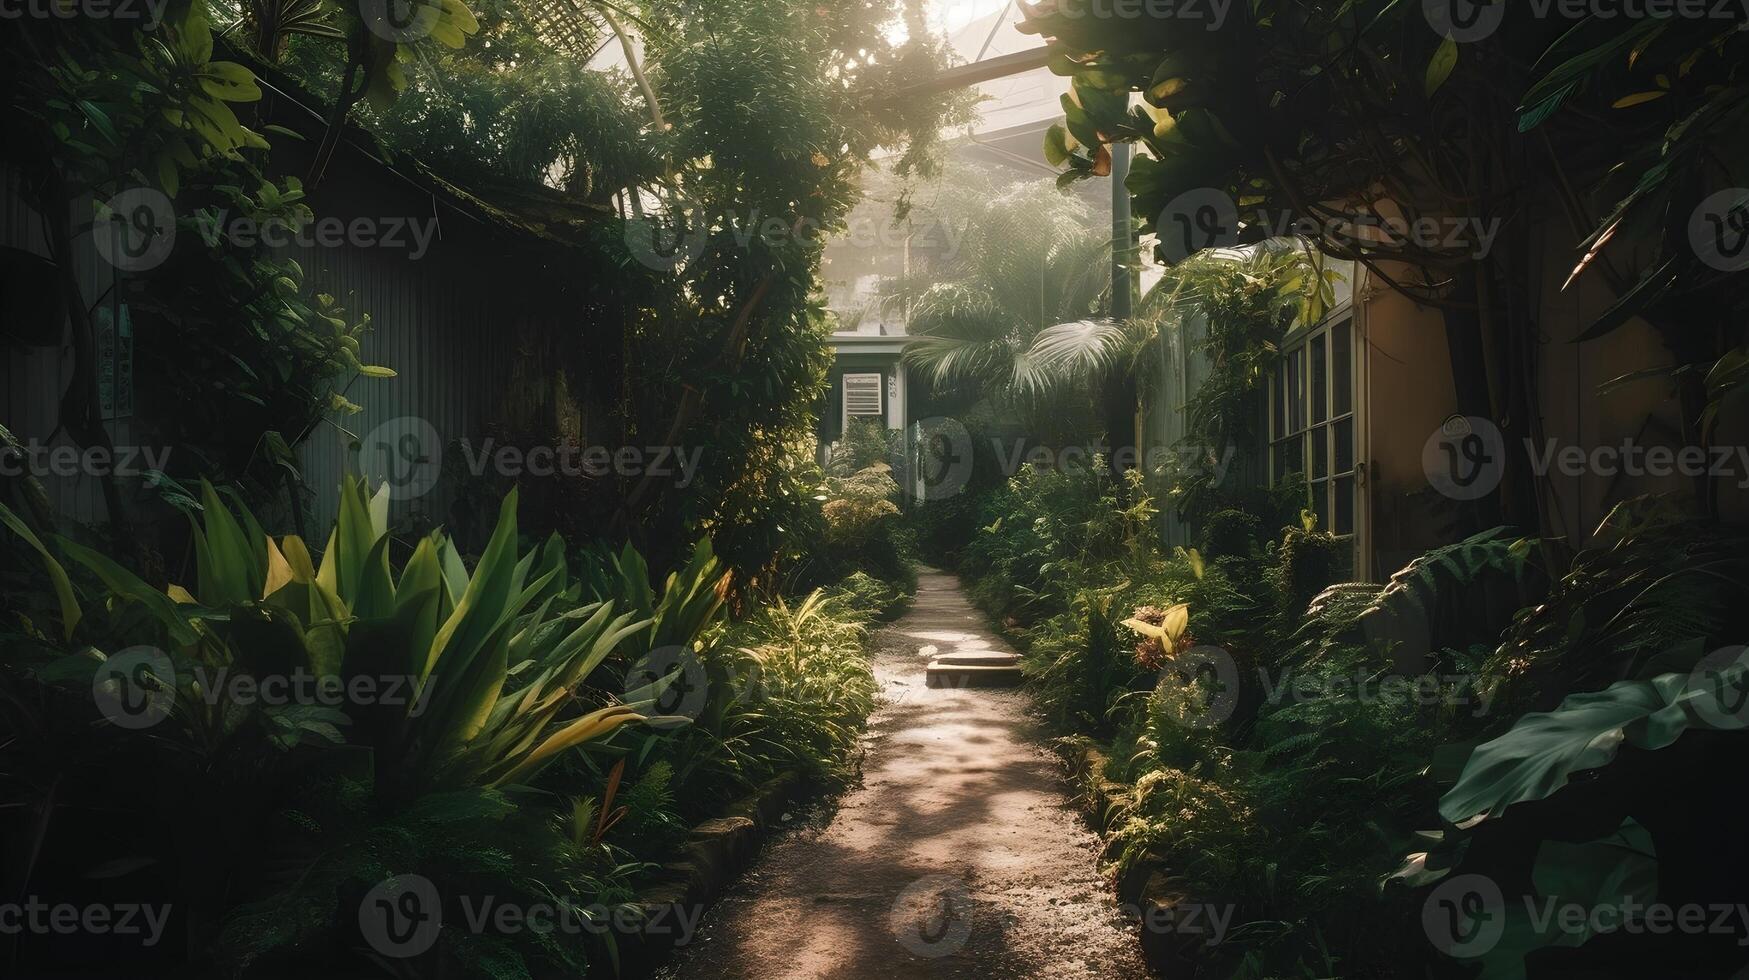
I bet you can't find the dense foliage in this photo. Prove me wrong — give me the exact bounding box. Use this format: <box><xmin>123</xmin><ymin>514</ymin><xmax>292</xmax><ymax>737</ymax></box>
<box><xmin>0</xmin><ymin>478</ymin><xmax>896</xmax><ymax>975</ymax></box>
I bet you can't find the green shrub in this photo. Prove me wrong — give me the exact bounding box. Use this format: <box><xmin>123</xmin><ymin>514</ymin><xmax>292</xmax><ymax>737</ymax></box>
<box><xmin>1270</xmin><ymin>525</ymin><xmax>1346</xmax><ymax>624</ymax></box>
<box><xmin>1201</xmin><ymin>508</ymin><xmax>1262</xmax><ymax>559</ymax></box>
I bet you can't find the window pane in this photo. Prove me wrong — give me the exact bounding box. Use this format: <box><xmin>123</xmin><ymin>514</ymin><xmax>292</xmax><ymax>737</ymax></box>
<box><xmin>1334</xmin><ymin>417</ymin><xmax>1354</xmax><ymax>474</ymax></box>
<box><xmin>1335</xmin><ymin>475</ymin><xmax>1356</xmax><ymax>536</ymax></box>
<box><xmin>1274</xmin><ymin>369</ymin><xmax>1286</xmax><ymax>439</ymax></box>
<box><xmin>1281</xmin><ymin>433</ymin><xmax>1304</xmax><ymax>477</ymax></box>
<box><xmin>1314</xmin><ymin>480</ymin><xmax>1330</xmax><ymax>532</ymax></box>
<box><xmin>1288</xmin><ymin>348</ymin><xmax>1305</xmax><ymax>433</ymax></box>
<box><xmin>1312</xmin><ymin>426</ymin><xmax>1328</xmax><ymax>479</ymax></box>
<box><xmin>1333</xmin><ymin>320</ymin><xmax>1352</xmax><ymax>417</ymax></box>
<box><xmin>1311</xmin><ymin>334</ymin><xmax>1327</xmax><ymax>425</ymax></box>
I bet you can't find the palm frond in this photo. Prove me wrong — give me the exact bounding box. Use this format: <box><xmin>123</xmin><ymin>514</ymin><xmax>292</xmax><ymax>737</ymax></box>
<box><xmin>1012</xmin><ymin>318</ymin><xmax>1130</xmax><ymax>399</ymax></box>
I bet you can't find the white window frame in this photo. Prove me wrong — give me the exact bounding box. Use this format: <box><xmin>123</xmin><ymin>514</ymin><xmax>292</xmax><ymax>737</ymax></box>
<box><xmin>1268</xmin><ymin>309</ymin><xmax>1360</xmax><ymax>544</ymax></box>
<box><xmin>842</xmin><ymin>372</ymin><xmax>884</xmax><ymax>430</ymax></box>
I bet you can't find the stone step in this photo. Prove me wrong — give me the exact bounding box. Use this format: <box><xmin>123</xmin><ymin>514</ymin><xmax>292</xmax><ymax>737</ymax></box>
<box><xmin>925</xmin><ymin>662</ymin><xmax>1024</xmax><ymax>689</ymax></box>
<box><xmin>930</xmin><ymin>650</ymin><xmax>1021</xmax><ymax>667</ymax></box>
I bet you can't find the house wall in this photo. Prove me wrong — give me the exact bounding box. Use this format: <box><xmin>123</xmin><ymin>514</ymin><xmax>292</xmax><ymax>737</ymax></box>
<box><xmin>1358</xmin><ymin>263</ymin><xmax>1461</xmax><ymax>576</ymax></box>
<box><xmin>2</xmin><ymin>153</ymin><xmax>589</xmax><ymax>549</ymax></box>
<box><xmin>1139</xmin><ymin>225</ymin><xmax>1746</xmax><ymax>581</ymax></box>
<box><xmin>1361</xmin><ymin>222</ymin><xmax>1743</xmax><ymax>567</ymax></box>
<box><xmin>2</xmin><ymin>168</ymin><xmax>136</xmax><ymax>526</ymax></box>
<box><xmin>819</xmin><ymin>352</ymin><xmax>904</xmax><ymax>443</ymax></box>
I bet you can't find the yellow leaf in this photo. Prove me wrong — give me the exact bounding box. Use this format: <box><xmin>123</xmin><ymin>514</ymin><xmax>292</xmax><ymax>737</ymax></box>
<box><xmin>263</xmin><ymin>536</ymin><xmax>295</xmax><ymax>599</ymax></box>
<box><xmin>1426</xmin><ymin>36</ymin><xmax>1458</xmax><ymax>98</ymax></box>
<box><xmin>280</xmin><ymin>535</ymin><xmax>317</xmax><ymax>582</ymax></box>
<box><xmin>1612</xmin><ymin>91</ymin><xmax>1668</xmax><ymax>108</ymax></box>
<box><xmin>1162</xmin><ymin>603</ymin><xmax>1190</xmax><ymax>643</ymax></box>
<box><xmin>1121</xmin><ymin>617</ymin><xmax>1167</xmax><ymax>640</ymax></box>
<box><xmin>1149</xmin><ymin>77</ymin><xmax>1188</xmax><ymax>102</ymax></box>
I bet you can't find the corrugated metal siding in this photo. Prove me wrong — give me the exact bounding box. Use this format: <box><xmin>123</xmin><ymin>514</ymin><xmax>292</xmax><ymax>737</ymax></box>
<box><xmin>284</xmin><ymin>227</ymin><xmax>521</xmax><ymax>535</ymax></box>
<box><xmin>2</xmin><ymin>168</ymin><xmax>134</xmax><ymax>526</ymax></box>
<box><xmin>1139</xmin><ymin>310</ymin><xmax>1268</xmax><ymax>549</ymax></box>
<box><xmin>5</xmin><ymin>160</ymin><xmax>565</xmax><ymax>541</ymax></box>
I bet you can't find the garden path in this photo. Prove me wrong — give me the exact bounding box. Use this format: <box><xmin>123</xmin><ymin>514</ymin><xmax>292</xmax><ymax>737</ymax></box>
<box><xmin>659</xmin><ymin>569</ymin><xmax>1149</xmax><ymax>979</ymax></box>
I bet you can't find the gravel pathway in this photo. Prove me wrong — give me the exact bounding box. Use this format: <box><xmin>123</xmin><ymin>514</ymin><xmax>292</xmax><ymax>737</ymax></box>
<box><xmin>658</xmin><ymin>569</ymin><xmax>1150</xmax><ymax>980</ymax></box>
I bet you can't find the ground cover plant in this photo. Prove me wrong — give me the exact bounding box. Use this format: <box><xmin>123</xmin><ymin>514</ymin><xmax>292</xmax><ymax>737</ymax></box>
<box><xmin>0</xmin><ymin>467</ymin><xmax>897</xmax><ymax>976</ymax></box>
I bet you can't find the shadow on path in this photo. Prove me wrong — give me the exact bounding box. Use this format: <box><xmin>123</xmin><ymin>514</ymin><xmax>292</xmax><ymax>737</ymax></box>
<box><xmin>658</xmin><ymin>569</ymin><xmax>1150</xmax><ymax>980</ymax></box>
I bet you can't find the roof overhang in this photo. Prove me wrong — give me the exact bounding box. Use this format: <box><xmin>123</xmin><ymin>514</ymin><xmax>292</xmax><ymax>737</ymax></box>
<box><xmin>829</xmin><ymin>334</ymin><xmax>911</xmax><ymax>356</ymax></box>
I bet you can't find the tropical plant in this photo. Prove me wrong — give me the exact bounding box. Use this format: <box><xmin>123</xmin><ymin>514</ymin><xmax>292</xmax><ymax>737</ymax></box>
<box><xmin>899</xmin><ymin>180</ymin><xmax>1112</xmax><ymax>405</ymax></box>
<box><xmin>43</xmin><ymin>478</ymin><xmax>657</xmax><ymax>802</ymax></box>
<box><xmin>1393</xmin><ymin>651</ymin><xmax>1749</xmax><ymax>978</ymax></box>
<box><xmin>1481</xmin><ymin>498</ymin><xmax>1749</xmax><ymax>718</ymax></box>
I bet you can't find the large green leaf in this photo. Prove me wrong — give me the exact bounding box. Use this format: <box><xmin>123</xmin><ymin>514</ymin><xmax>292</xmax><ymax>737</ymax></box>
<box><xmin>0</xmin><ymin>502</ymin><xmax>80</xmax><ymax>641</ymax></box>
<box><xmin>55</xmin><ymin>537</ymin><xmax>198</xmax><ymax>646</ymax></box>
<box><xmin>1440</xmin><ymin>654</ymin><xmax>1749</xmax><ymax>824</ymax></box>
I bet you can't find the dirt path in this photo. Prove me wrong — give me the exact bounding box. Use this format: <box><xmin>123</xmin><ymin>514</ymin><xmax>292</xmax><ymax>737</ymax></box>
<box><xmin>659</xmin><ymin>569</ymin><xmax>1150</xmax><ymax>980</ymax></box>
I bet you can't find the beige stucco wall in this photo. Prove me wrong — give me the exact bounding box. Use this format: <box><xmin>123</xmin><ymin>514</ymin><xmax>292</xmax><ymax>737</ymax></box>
<box><xmin>1358</xmin><ymin>214</ymin><xmax>1741</xmax><ymax>569</ymax></box>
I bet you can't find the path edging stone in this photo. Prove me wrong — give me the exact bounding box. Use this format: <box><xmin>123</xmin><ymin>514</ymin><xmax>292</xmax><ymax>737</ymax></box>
<box><xmin>612</xmin><ymin>769</ymin><xmax>803</xmax><ymax>975</ymax></box>
<box><xmin>1062</xmin><ymin>743</ymin><xmax>1224</xmax><ymax>978</ymax></box>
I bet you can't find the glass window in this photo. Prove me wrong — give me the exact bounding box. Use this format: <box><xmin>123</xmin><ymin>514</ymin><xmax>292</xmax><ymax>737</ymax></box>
<box><xmin>1333</xmin><ymin>320</ymin><xmax>1352</xmax><ymax>417</ymax></box>
<box><xmin>1268</xmin><ymin>316</ymin><xmax>1356</xmax><ymax>541</ymax></box>
<box><xmin>1335</xmin><ymin>476</ymin><xmax>1356</xmax><ymax>536</ymax></box>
